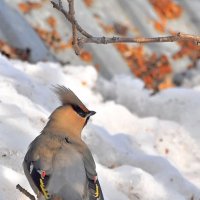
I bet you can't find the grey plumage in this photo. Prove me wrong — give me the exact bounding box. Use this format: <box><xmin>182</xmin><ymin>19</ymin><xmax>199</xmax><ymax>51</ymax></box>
<box><xmin>23</xmin><ymin>86</ymin><xmax>104</xmax><ymax>200</ymax></box>
<box><xmin>52</xmin><ymin>85</ymin><xmax>89</xmax><ymax>112</ymax></box>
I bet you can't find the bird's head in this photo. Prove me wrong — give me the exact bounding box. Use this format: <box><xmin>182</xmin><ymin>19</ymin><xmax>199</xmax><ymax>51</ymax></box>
<box><xmin>46</xmin><ymin>86</ymin><xmax>96</xmax><ymax>137</ymax></box>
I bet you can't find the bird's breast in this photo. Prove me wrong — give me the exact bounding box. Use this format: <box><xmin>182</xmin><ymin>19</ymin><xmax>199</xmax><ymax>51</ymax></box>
<box><xmin>47</xmin><ymin>144</ymin><xmax>87</xmax><ymax>200</ymax></box>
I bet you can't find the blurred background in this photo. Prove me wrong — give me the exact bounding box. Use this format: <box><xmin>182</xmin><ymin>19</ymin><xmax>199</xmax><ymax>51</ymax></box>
<box><xmin>1</xmin><ymin>1</ymin><xmax>200</xmax><ymax>200</ymax></box>
<box><xmin>0</xmin><ymin>0</ymin><xmax>200</xmax><ymax>90</ymax></box>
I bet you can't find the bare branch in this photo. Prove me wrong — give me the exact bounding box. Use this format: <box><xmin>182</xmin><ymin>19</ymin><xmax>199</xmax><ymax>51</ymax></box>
<box><xmin>79</xmin><ymin>33</ymin><xmax>200</xmax><ymax>45</ymax></box>
<box><xmin>51</xmin><ymin>0</ymin><xmax>200</xmax><ymax>55</ymax></box>
<box><xmin>16</xmin><ymin>184</ymin><xmax>36</xmax><ymax>200</ymax></box>
<box><xmin>51</xmin><ymin>0</ymin><xmax>92</xmax><ymax>38</ymax></box>
<box><xmin>67</xmin><ymin>0</ymin><xmax>80</xmax><ymax>55</ymax></box>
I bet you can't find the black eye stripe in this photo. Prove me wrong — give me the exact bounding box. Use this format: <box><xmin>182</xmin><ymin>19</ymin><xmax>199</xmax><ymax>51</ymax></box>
<box><xmin>72</xmin><ymin>105</ymin><xmax>87</xmax><ymax>117</ymax></box>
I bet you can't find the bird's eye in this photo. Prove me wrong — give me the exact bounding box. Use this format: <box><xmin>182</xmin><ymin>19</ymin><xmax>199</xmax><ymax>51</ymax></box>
<box><xmin>72</xmin><ymin>105</ymin><xmax>87</xmax><ymax>117</ymax></box>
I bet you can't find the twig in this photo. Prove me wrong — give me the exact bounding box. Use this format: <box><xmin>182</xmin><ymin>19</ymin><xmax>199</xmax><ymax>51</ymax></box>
<box><xmin>67</xmin><ymin>0</ymin><xmax>80</xmax><ymax>55</ymax></box>
<box><xmin>78</xmin><ymin>33</ymin><xmax>200</xmax><ymax>45</ymax></box>
<box><xmin>16</xmin><ymin>184</ymin><xmax>36</xmax><ymax>200</ymax></box>
<box><xmin>51</xmin><ymin>0</ymin><xmax>92</xmax><ymax>38</ymax></box>
<box><xmin>51</xmin><ymin>0</ymin><xmax>200</xmax><ymax>55</ymax></box>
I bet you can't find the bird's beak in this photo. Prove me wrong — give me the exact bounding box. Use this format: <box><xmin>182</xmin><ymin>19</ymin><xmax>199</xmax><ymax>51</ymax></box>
<box><xmin>87</xmin><ymin>111</ymin><xmax>96</xmax><ymax>117</ymax></box>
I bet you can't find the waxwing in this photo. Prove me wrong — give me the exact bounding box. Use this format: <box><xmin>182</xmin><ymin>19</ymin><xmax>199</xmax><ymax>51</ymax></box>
<box><xmin>23</xmin><ymin>86</ymin><xmax>104</xmax><ymax>200</ymax></box>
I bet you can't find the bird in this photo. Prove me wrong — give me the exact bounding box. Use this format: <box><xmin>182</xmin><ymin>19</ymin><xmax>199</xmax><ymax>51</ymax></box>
<box><xmin>23</xmin><ymin>86</ymin><xmax>104</xmax><ymax>200</ymax></box>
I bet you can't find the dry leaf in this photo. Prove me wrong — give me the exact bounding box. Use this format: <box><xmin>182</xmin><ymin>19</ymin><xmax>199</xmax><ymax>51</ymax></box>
<box><xmin>18</xmin><ymin>2</ymin><xmax>42</xmax><ymax>14</ymax></box>
<box><xmin>0</xmin><ymin>40</ymin><xmax>31</xmax><ymax>61</ymax></box>
<box><xmin>35</xmin><ymin>27</ymin><xmax>68</xmax><ymax>52</ymax></box>
<box><xmin>173</xmin><ymin>40</ymin><xmax>200</xmax><ymax>69</ymax></box>
<box><xmin>80</xmin><ymin>51</ymin><xmax>93</xmax><ymax>62</ymax></box>
<box><xmin>115</xmin><ymin>43</ymin><xmax>173</xmax><ymax>91</ymax></box>
<box><xmin>47</xmin><ymin>16</ymin><xmax>57</xmax><ymax>29</ymax></box>
<box><xmin>83</xmin><ymin>0</ymin><xmax>94</xmax><ymax>7</ymax></box>
<box><xmin>153</xmin><ymin>20</ymin><xmax>166</xmax><ymax>33</ymax></box>
<box><xmin>149</xmin><ymin>0</ymin><xmax>182</xmax><ymax>20</ymax></box>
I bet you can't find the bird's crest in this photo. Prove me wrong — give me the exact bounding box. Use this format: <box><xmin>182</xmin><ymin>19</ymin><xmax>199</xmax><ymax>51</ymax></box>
<box><xmin>53</xmin><ymin>85</ymin><xmax>89</xmax><ymax>112</ymax></box>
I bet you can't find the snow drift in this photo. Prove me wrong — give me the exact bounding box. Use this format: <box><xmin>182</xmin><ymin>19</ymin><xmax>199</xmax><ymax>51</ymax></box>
<box><xmin>0</xmin><ymin>54</ymin><xmax>200</xmax><ymax>200</ymax></box>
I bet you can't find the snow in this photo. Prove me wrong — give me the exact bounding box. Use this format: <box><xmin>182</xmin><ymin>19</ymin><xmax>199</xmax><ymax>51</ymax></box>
<box><xmin>0</xmin><ymin>54</ymin><xmax>200</xmax><ymax>200</ymax></box>
<box><xmin>97</xmin><ymin>73</ymin><xmax>200</xmax><ymax>143</ymax></box>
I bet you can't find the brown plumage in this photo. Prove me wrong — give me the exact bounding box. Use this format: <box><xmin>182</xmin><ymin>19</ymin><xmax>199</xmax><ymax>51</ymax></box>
<box><xmin>44</xmin><ymin>106</ymin><xmax>86</xmax><ymax>137</ymax></box>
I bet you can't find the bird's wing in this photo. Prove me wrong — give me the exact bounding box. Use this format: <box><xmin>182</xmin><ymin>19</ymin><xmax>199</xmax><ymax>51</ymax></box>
<box><xmin>23</xmin><ymin>139</ymin><xmax>51</xmax><ymax>200</ymax></box>
<box><xmin>23</xmin><ymin>158</ymin><xmax>51</xmax><ymax>200</ymax></box>
<box><xmin>87</xmin><ymin>178</ymin><xmax>104</xmax><ymax>200</ymax></box>
<box><xmin>82</xmin><ymin>147</ymin><xmax>104</xmax><ymax>200</ymax></box>
<box><xmin>23</xmin><ymin>157</ymin><xmax>40</xmax><ymax>196</ymax></box>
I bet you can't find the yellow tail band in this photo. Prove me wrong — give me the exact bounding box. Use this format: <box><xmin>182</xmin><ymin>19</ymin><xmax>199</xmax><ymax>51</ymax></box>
<box><xmin>94</xmin><ymin>183</ymin><xmax>99</xmax><ymax>198</ymax></box>
<box><xmin>40</xmin><ymin>178</ymin><xmax>50</xmax><ymax>200</ymax></box>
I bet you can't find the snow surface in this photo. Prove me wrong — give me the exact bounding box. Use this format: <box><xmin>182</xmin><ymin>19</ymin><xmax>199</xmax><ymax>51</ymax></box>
<box><xmin>0</xmin><ymin>54</ymin><xmax>200</xmax><ymax>200</ymax></box>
